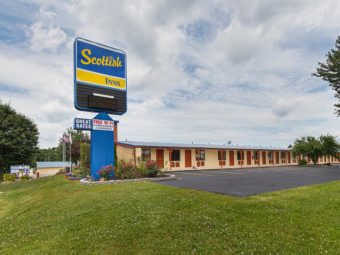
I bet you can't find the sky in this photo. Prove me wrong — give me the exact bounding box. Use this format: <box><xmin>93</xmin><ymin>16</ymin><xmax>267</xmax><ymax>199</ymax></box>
<box><xmin>0</xmin><ymin>0</ymin><xmax>340</xmax><ymax>148</ymax></box>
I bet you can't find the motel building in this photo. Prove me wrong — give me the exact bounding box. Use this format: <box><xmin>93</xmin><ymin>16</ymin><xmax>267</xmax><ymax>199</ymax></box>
<box><xmin>116</xmin><ymin>141</ymin><xmax>340</xmax><ymax>171</ymax></box>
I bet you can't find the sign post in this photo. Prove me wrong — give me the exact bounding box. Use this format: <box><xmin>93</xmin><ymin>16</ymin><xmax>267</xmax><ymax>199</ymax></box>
<box><xmin>90</xmin><ymin>113</ymin><xmax>115</xmax><ymax>180</ymax></box>
<box><xmin>74</xmin><ymin>38</ymin><xmax>127</xmax><ymax>180</ymax></box>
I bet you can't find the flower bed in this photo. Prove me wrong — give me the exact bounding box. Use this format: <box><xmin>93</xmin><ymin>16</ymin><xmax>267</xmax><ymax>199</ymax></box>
<box><xmin>80</xmin><ymin>174</ymin><xmax>177</xmax><ymax>185</ymax></box>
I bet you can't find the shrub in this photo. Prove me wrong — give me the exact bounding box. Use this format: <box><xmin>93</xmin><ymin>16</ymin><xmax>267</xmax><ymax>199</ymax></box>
<box><xmin>116</xmin><ymin>161</ymin><xmax>138</xmax><ymax>179</ymax></box>
<box><xmin>137</xmin><ymin>162</ymin><xmax>148</xmax><ymax>177</ymax></box>
<box><xmin>145</xmin><ymin>160</ymin><xmax>160</xmax><ymax>177</ymax></box>
<box><xmin>299</xmin><ymin>159</ymin><xmax>307</xmax><ymax>166</ymax></box>
<box><xmin>80</xmin><ymin>143</ymin><xmax>90</xmax><ymax>177</ymax></box>
<box><xmin>3</xmin><ymin>174</ymin><xmax>16</xmax><ymax>182</ymax></box>
<box><xmin>20</xmin><ymin>175</ymin><xmax>30</xmax><ymax>181</ymax></box>
<box><xmin>72</xmin><ymin>167</ymin><xmax>83</xmax><ymax>177</ymax></box>
<box><xmin>98</xmin><ymin>165</ymin><xmax>114</xmax><ymax>180</ymax></box>
<box><xmin>58</xmin><ymin>168</ymin><xmax>65</xmax><ymax>174</ymax></box>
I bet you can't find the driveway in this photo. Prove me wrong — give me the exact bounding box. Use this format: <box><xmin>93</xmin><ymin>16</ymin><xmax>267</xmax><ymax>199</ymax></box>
<box><xmin>161</xmin><ymin>165</ymin><xmax>340</xmax><ymax>196</ymax></box>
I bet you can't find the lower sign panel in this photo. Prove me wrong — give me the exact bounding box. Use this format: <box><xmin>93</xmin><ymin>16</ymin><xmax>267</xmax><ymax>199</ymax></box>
<box><xmin>88</xmin><ymin>95</ymin><xmax>117</xmax><ymax>111</ymax></box>
<box><xmin>76</xmin><ymin>83</ymin><xmax>127</xmax><ymax>114</ymax></box>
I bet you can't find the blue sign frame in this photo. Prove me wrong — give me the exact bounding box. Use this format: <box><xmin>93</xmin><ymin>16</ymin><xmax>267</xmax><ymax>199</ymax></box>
<box><xmin>73</xmin><ymin>38</ymin><xmax>127</xmax><ymax>114</ymax></box>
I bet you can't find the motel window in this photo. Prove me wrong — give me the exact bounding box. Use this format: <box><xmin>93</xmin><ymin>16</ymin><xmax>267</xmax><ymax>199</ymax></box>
<box><xmin>171</xmin><ymin>150</ymin><xmax>181</xmax><ymax>161</ymax></box>
<box><xmin>268</xmin><ymin>152</ymin><xmax>273</xmax><ymax>160</ymax></box>
<box><xmin>237</xmin><ymin>151</ymin><xmax>244</xmax><ymax>160</ymax></box>
<box><xmin>196</xmin><ymin>150</ymin><xmax>205</xmax><ymax>161</ymax></box>
<box><xmin>141</xmin><ymin>149</ymin><xmax>151</xmax><ymax>161</ymax></box>
<box><xmin>281</xmin><ymin>152</ymin><xmax>286</xmax><ymax>159</ymax></box>
<box><xmin>253</xmin><ymin>151</ymin><xmax>258</xmax><ymax>160</ymax></box>
<box><xmin>218</xmin><ymin>150</ymin><xmax>226</xmax><ymax>161</ymax></box>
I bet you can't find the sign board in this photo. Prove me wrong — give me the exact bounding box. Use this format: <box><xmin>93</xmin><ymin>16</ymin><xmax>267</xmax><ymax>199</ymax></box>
<box><xmin>10</xmin><ymin>165</ymin><xmax>30</xmax><ymax>174</ymax></box>
<box><xmin>92</xmin><ymin>119</ymin><xmax>114</xmax><ymax>131</ymax></box>
<box><xmin>74</xmin><ymin>118</ymin><xmax>92</xmax><ymax>130</ymax></box>
<box><xmin>74</xmin><ymin>38</ymin><xmax>127</xmax><ymax>115</ymax></box>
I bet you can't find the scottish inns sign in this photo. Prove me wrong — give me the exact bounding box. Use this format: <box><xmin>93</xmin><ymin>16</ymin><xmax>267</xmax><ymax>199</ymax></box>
<box><xmin>74</xmin><ymin>38</ymin><xmax>127</xmax><ymax>115</ymax></box>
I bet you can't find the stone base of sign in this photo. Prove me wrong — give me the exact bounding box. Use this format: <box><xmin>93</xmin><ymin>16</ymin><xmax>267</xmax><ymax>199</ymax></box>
<box><xmin>80</xmin><ymin>174</ymin><xmax>177</xmax><ymax>185</ymax></box>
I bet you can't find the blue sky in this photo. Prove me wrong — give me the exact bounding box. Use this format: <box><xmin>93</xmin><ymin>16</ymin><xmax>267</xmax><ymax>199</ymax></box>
<box><xmin>0</xmin><ymin>0</ymin><xmax>340</xmax><ymax>148</ymax></box>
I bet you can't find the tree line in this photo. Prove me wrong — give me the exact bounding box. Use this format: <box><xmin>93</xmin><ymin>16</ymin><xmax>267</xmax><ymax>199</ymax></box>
<box><xmin>292</xmin><ymin>135</ymin><xmax>339</xmax><ymax>165</ymax></box>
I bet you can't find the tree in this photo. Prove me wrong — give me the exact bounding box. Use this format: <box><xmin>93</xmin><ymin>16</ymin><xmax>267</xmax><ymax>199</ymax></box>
<box><xmin>57</xmin><ymin>128</ymin><xmax>90</xmax><ymax>164</ymax></box>
<box><xmin>313</xmin><ymin>36</ymin><xmax>340</xmax><ymax>116</ymax></box>
<box><xmin>36</xmin><ymin>147</ymin><xmax>62</xmax><ymax>162</ymax></box>
<box><xmin>80</xmin><ymin>143</ymin><xmax>90</xmax><ymax>177</ymax></box>
<box><xmin>293</xmin><ymin>135</ymin><xmax>340</xmax><ymax>165</ymax></box>
<box><xmin>319</xmin><ymin>134</ymin><xmax>339</xmax><ymax>159</ymax></box>
<box><xmin>0</xmin><ymin>101</ymin><xmax>39</xmax><ymax>173</ymax></box>
<box><xmin>292</xmin><ymin>136</ymin><xmax>322</xmax><ymax>165</ymax></box>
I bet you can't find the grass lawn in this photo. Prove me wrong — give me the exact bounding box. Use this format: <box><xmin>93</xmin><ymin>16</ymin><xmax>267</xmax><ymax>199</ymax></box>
<box><xmin>0</xmin><ymin>176</ymin><xmax>339</xmax><ymax>254</ymax></box>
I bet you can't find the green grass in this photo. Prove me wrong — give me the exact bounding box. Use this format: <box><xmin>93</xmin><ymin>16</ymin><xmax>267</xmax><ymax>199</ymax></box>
<box><xmin>0</xmin><ymin>177</ymin><xmax>339</xmax><ymax>255</ymax></box>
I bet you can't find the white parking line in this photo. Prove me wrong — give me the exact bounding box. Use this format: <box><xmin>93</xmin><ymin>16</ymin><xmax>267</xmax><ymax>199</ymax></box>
<box><xmin>219</xmin><ymin>172</ymin><xmax>245</xmax><ymax>175</ymax></box>
<box><xmin>180</xmin><ymin>172</ymin><xmax>215</xmax><ymax>177</ymax></box>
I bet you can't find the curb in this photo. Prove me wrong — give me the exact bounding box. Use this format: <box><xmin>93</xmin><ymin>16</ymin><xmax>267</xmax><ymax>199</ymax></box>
<box><xmin>80</xmin><ymin>174</ymin><xmax>177</xmax><ymax>185</ymax></box>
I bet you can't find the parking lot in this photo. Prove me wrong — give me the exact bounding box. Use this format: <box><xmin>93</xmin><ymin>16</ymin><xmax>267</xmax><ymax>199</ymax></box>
<box><xmin>162</xmin><ymin>165</ymin><xmax>340</xmax><ymax>196</ymax></box>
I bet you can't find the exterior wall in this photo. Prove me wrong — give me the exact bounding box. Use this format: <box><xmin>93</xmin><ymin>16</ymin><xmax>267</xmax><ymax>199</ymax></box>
<box><xmin>117</xmin><ymin>144</ymin><xmax>340</xmax><ymax>171</ymax></box>
<box><xmin>36</xmin><ymin>167</ymin><xmax>61</xmax><ymax>177</ymax></box>
<box><xmin>117</xmin><ymin>145</ymin><xmax>135</xmax><ymax>163</ymax></box>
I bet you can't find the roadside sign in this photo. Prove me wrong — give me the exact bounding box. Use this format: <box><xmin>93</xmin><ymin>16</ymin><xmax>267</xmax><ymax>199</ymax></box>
<box><xmin>91</xmin><ymin>113</ymin><xmax>115</xmax><ymax>180</ymax></box>
<box><xmin>74</xmin><ymin>38</ymin><xmax>127</xmax><ymax>115</ymax></box>
<box><xmin>10</xmin><ymin>165</ymin><xmax>30</xmax><ymax>174</ymax></box>
<box><xmin>74</xmin><ymin>118</ymin><xmax>92</xmax><ymax>130</ymax></box>
<box><xmin>92</xmin><ymin>119</ymin><xmax>114</xmax><ymax>131</ymax></box>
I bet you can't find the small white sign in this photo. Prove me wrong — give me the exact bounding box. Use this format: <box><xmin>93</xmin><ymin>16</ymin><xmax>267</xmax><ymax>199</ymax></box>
<box><xmin>10</xmin><ymin>165</ymin><xmax>30</xmax><ymax>174</ymax></box>
<box><xmin>92</xmin><ymin>119</ymin><xmax>114</xmax><ymax>131</ymax></box>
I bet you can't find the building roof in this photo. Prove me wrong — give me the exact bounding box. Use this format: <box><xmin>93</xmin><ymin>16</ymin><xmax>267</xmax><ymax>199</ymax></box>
<box><xmin>117</xmin><ymin>141</ymin><xmax>291</xmax><ymax>151</ymax></box>
<box><xmin>36</xmin><ymin>161</ymin><xmax>71</xmax><ymax>168</ymax></box>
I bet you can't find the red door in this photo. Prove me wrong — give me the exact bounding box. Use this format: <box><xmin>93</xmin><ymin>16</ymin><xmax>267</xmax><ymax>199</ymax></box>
<box><xmin>246</xmin><ymin>151</ymin><xmax>251</xmax><ymax>165</ymax></box>
<box><xmin>287</xmin><ymin>152</ymin><xmax>291</xmax><ymax>164</ymax></box>
<box><xmin>185</xmin><ymin>150</ymin><xmax>192</xmax><ymax>167</ymax></box>
<box><xmin>156</xmin><ymin>149</ymin><xmax>164</xmax><ymax>168</ymax></box>
<box><xmin>262</xmin><ymin>151</ymin><xmax>266</xmax><ymax>164</ymax></box>
<box><xmin>275</xmin><ymin>152</ymin><xmax>279</xmax><ymax>164</ymax></box>
<box><xmin>229</xmin><ymin>151</ymin><xmax>234</xmax><ymax>166</ymax></box>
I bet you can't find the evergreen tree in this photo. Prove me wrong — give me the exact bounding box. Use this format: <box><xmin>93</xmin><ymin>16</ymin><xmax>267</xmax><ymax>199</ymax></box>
<box><xmin>313</xmin><ymin>36</ymin><xmax>340</xmax><ymax>115</ymax></box>
<box><xmin>0</xmin><ymin>101</ymin><xmax>39</xmax><ymax>173</ymax></box>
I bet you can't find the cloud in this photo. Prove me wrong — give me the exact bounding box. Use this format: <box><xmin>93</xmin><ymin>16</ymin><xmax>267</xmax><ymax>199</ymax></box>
<box><xmin>26</xmin><ymin>9</ymin><xmax>67</xmax><ymax>52</ymax></box>
<box><xmin>1</xmin><ymin>0</ymin><xmax>340</xmax><ymax>148</ymax></box>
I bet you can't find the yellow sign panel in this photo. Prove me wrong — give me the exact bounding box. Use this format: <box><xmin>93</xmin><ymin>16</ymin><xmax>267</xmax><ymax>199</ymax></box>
<box><xmin>76</xmin><ymin>68</ymin><xmax>126</xmax><ymax>90</ymax></box>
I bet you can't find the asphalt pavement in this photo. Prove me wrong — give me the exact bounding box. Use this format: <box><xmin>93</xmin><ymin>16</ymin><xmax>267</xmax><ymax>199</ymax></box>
<box><xmin>161</xmin><ymin>165</ymin><xmax>340</xmax><ymax>196</ymax></box>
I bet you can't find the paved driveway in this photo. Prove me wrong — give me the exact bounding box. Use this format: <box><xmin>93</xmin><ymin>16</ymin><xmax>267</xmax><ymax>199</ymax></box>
<box><xmin>161</xmin><ymin>166</ymin><xmax>340</xmax><ymax>196</ymax></box>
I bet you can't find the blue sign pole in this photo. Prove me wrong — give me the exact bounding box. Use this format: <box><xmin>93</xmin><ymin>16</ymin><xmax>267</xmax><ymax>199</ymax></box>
<box><xmin>90</xmin><ymin>112</ymin><xmax>114</xmax><ymax>180</ymax></box>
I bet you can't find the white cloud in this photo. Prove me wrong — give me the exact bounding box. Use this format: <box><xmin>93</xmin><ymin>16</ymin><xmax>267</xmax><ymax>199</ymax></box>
<box><xmin>26</xmin><ymin>9</ymin><xmax>67</xmax><ymax>52</ymax></box>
